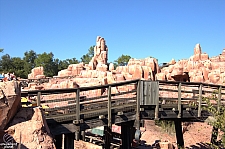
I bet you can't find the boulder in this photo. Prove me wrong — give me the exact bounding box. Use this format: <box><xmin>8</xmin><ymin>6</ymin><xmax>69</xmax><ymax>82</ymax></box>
<box><xmin>0</xmin><ymin>81</ymin><xmax>21</xmax><ymax>130</ymax></box>
<box><xmin>5</xmin><ymin>107</ymin><xmax>56</xmax><ymax>149</ymax></box>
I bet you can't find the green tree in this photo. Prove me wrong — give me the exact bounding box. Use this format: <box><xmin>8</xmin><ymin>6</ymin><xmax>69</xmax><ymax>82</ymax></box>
<box><xmin>81</xmin><ymin>46</ymin><xmax>95</xmax><ymax>64</ymax></box>
<box><xmin>11</xmin><ymin>57</ymin><xmax>26</xmax><ymax>78</ymax></box>
<box><xmin>114</xmin><ymin>54</ymin><xmax>131</xmax><ymax>68</ymax></box>
<box><xmin>23</xmin><ymin>50</ymin><xmax>37</xmax><ymax>77</ymax></box>
<box><xmin>56</xmin><ymin>58</ymin><xmax>79</xmax><ymax>71</ymax></box>
<box><xmin>0</xmin><ymin>49</ymin><xmax>4</xmax><ymax>53</ymax></box>
<box><xmin>35</xmin><ymin>52</ymin><xmax>57</xmax><ymax>77</ymax></box>
<box><xmin>0</xmin><ymin>54</ymin><xmax>13</xmax><ymax>72</ymax></box>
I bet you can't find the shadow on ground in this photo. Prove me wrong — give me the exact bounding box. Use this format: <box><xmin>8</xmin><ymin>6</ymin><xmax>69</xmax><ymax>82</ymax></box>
<box><xmin>136</xmin><ymin>140</ymin><xmax>161</xmax><ymax>149</ymax></box>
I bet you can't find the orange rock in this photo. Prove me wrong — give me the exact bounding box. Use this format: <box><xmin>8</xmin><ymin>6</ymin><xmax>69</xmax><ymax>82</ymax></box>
<box><xmin>142</xmin><ymin>66</ymin><xmax>153</xmax><ymax>80</ymax></box>
<box><xmin>115</xmin><ymin>74</ymin><xmax>125</xmax><ymax>81</ymax></box>
<box><xmin>58</xmin><ymin>69</ymin><xmax>72</xmax><ymax>77</ymax></box>
<box><xmin>171</xmin><ymin>67</ymin><xmax>183</xmax><ymax>76</ymax></box>
<box><xmin>156</xmin><ymin>72</ymin><xmax>166</xmax><ymax>81</ymax></box>
<box><xmin>109</xmin><ymin>63</ymin><xmax>114</xmax><ymax>71</ymax></box>
<box><xmin>194</xmin><ymin>43</ymin><xmax>202</xmax><ymax>55</ymax></box>
<box><xmin>132</xmin><ymin>65</ymin><xmax>143</xmax><ymax>79</ymax></box>
<box><xmin>201</xmin><ymin>53</ymin><xmax>209</xmax><ymax>60</ymax></box>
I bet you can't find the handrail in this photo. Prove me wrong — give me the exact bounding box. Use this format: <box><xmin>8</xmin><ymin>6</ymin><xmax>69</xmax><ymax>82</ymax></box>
<box><xmin>21</xmin><ymin>79</ymin><xmax>139</xmax><ymax>95</ymax></box>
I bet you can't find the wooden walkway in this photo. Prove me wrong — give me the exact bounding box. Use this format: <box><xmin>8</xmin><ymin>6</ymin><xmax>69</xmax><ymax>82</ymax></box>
<box><xmin>21</xmin><ymin>79</ymin><xmax>225</xmax><ymax>149</ymax></box>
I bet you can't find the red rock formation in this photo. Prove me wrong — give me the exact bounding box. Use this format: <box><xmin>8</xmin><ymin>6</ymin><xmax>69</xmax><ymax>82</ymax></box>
<box><xmin>5</xmin><ymin>107</ymin><xmax>56</xmax><ymax>148</ymax></box>
<box><xmin>28</xmin><ymin>66</ymin><xmax>45</xmax><ymax>79</ymax></box>
<box><xmin>0</xmin><ymin>81</ymin><xmax>21</xmax><ymax>130</ymax></box>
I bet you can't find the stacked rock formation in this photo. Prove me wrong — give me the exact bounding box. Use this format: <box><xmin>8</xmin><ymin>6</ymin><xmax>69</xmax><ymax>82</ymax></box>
<box><xmin>0</xmin><ymin>81</ymin><xmax>55</xmax><ymax>148</ymax></box>
<box><xmin>160</xmin><ymin>44</ymin><xmax>225</xmax><ymax>85</ymax></box>
<box><xmin>0</xmin><ymin>81</ymin><xmax>21</xmax><ymax>130</ymax></box>
<box><xmin>28</xmin><ymin>66</ymin><xmax>45</xmax><ymax>79</ymax></box>
<box><xmin>89</xmin><ymin>36</ymin><xmax>108</xmax><ymax>71</ymax></box>
<box><xmin>25</xmin><ymin>37</ymin><xmax>225</xmax><ymax>92</ymax></box>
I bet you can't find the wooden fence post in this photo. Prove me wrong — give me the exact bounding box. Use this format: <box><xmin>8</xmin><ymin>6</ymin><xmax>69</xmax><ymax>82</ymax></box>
<box><xmin>198</xmin><ymin>84</ymin><xmax>202</xmax><ymax>117</ymax></box>
<box><xmin>136</xmin><ymin>81</ymin><xmax>141</xmax><ymax>130</ymax></box>
<box><xmin>155</xmin><ymin>81</ymin><xmax>159</xmax><ymax>119</ymax></box>
<box><xmin>37</xmin><ymin>92</ymin><xmax>41</xmax><ymax>106</ymax></box>
<box><xmin>104</xmin><ymin>86</ymin><xmax>112</xmax><ymax>149</ymax></box>
<box><xmin>75</xmin><ymin>89</ymin><xmax>80</xmax><ymax>141</ymax></box>
<box><xmin>178</xmin><ymin>83</ymin><xmax>182</xmax><ymax>118</ymax></box>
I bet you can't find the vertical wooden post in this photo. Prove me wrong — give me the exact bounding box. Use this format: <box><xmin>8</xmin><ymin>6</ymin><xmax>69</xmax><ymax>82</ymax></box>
<box><xmin>155</xmin><ymin>81</ymin><xmax>159</xmax><ymax>119</ymax></box>
<box><xmin>174</xmin><ymin>119</ymin><xmax>184</xmax><ymax>149</ymax></box>
<box><xmin>217</xmin><ymin>86</ymin><xmax>222</xmax><ymax>112</ymax></box>
<box><xmin>178</xmin><ymin>83</ymin><xmax>182</xmax><ymax>118</ymax></box>
<box><xmin>108</xmin><ymin>86</ymin><xmax>112</xmax><ymax>128</ymax></box>
<box><xmin>136</xmin><ymin>81</ymin><xmax>141</xmax><ymax>130</ymax></box>
<box><xmin>198</xmin><ymin>84</ymin><xmax>203</xmax><ymax>117</ymax></box>
<box><xmin>104</xmin><ymin>86</ymin><xmax>112</xmax><ymax>149</ymax></box>
<box><xmin>37</xmin><ymin>92</ymin><xmax>41</xmax><ymax>106</ymax></box>
<box><xmin>75</xmin><ymin>89</ymin><xmax>80</xmax><ymax>141</ymax></box>
<box><xmin>121</xmin><ymin>121</ymin><xmax>133</xmax><ymax>149</ymax></box>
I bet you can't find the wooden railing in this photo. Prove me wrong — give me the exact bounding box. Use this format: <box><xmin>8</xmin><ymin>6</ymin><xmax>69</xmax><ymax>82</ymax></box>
<box><xmin>21</xmin><ymin>79</ymin><xmax>139</xmax><ymax>125</ymax></box>
<box><xmin>21</xmin><ymin>79</ymin><xmax>225</xmax><ymax>121</ymax></box>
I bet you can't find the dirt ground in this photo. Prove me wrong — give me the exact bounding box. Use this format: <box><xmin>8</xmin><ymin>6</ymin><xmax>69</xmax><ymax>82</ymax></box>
<box><xmin>138</xmin><ymin>120</ymin><xmax>220</xmax><ymax>149</ymax></box>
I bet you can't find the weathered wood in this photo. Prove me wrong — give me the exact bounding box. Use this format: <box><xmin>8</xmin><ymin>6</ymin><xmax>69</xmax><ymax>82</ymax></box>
<box><xmin>178</xmin><ymin>83</ymin><xmax>182</xmax><ymax>118</ymax></box>
<box><xmin>104</xmin><ymin>125</ymin><xmax>112</xmax><ymax>149</ymax></box>
<box><xmin>174</xmin><ymin>119</ymin><xmax>184</xmax><ymax>148</ymax></box>
<box><xmin>37</xmin><ymin>92</ymin><xmax>41</xmax><ymax>106</ymax></box>
<box><xmin>121</xmin><ymin>121</ymin><xmax>134</xmax><ymax>149</ymax></box>
<box><xmin>75</xmin><ymin>89</ymin><xmax>80</xmax><ymax>141</ymax></box>
<box><xmin>198</xmin><ymin>84</ymin><xmax>202</xmax><ymax>117</ymax></box>
<box><xmin>154</xmin><ymin>82</ymin><xmax>159</xmax><ymax>119</ymax></box>
<box><xmin>108</xmin><ymin>86</ymin><xmax>112</xmax><ymax>128</ymax></box>
<box><xmin>136</xmin><ymin>81</ymin><xmax>141</xmax><ymax>129</ymax></box>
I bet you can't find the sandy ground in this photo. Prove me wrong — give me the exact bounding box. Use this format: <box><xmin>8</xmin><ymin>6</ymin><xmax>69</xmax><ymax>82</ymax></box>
<box><xmin>138</xmin><ymin>120</ymin><xmax>218</xmax><ymax>149</ymax></box>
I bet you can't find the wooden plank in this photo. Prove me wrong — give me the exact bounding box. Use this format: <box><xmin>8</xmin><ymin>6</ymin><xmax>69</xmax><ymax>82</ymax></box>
<box><xmin>154</xmin><ymin>82</ymin><xmax>159</xmax><ymax>119</ymax></box>
<box><xmin>75</xmin><ymin>89</ymin><xmax>80</xmax><ymax>141</ymax></box>
<box><xmin>108</xmin><ymin>86</ymin><xmax>112</xmax><ymax>128</ymax></box>
<box><xmin>174</xmin><ymin>119</ymin><xmax>184</xmax><ymax>148</ymax></box>
<box><xmin>136</xmin><ymin>81</ymin><xmax>141</xmax><ymax>130</ymax></box>
<box><xmin>218</xmin><ymin>86</ymin><xmax>222</xmax><ymax>111</ymax></box>
<box><xmin>143</xmin><ymin>81</ymin><xmax>147</xmax><ymax>105</ymax></box>
<box><xmin>37</xmin><ymin>92</ymin><xmax>41</xmax><ymax>106</ymax></box>
<box><xmin>178</xmin><ymin>83</ymin><xmax>182</xmax><ymax>118</ymax></box>
<box><xmin>198</xmin><ymin>84</ymin><xmax>202</xmax><ymax>117</ymax></box>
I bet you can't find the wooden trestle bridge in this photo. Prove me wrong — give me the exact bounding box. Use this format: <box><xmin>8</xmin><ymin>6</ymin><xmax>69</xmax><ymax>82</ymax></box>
<box><xmin>21</xmin><ymin>79</ymin><xmax>225</xmax><ymax>149</ymax></box>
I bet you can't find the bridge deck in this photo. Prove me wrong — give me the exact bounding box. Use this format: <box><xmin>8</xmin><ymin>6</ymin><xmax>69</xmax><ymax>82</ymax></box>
<box><xmin>21</xmin><ymin>79</ymin><xmax>225</xmax><ymax>135</ymax></box>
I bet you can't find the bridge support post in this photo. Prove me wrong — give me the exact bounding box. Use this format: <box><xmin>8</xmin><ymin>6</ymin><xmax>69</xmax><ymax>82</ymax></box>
<box><xmin>75</xmin><ymin>89</ymin><xmax>81</xmax><ymax>141</ymax></box>
<box><xmin>174</xmin><ymin>119</ymin><xmax>184</xmax><ymax>149</ymax></box>
<box><xmin>104</xmin><ymin>126</ymin><xmax>112</xmax><ymax>149</ymax></box>
<box><xmin>104</xmin><ymin>86</ymin><xmax>112</xmax><ymax>149</ymax></box>
<box><xmin>121</xmin><ymin>121</ymin><xmax>135</xmax><ymax>149</ymax></box>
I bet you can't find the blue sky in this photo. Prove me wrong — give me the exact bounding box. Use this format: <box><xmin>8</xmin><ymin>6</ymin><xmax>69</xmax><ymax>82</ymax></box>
<box><xmin>0</xmin><ymin>0</ymin><xmax>224</xmax><ymax>64</ymax></box>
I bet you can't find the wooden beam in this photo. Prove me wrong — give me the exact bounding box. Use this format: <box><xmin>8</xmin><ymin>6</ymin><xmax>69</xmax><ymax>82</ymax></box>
<box><xmin>37</xmin><ymin>92</ymin><xmax>41</xmax><ymax>106</ymax></box>
<box><xmin>108</xmin><ymin>86</ymin><xmax>112</xmax><ymax>128</ymax></box>
<box><xmin>136</xmin><ymin>81</ymin><xmax>141</xmax><ymax>129</ymax></box>
<box><xmin>104</xmin><ymin>86</ymin><xmax>112</xmax><ymax>149</ymax></box>
<box><xmin>155</xmin><ymin>82</ymin><xmax>159</xmax><ymax>119</ymax></box>
<box><xmin>75</xmin><ymin>89</ymin><xmax>80</xmax><ymax>141</ymax></box>
<box><xmin>174</xmin><ymin>119</ymin><xmax>184</xmax><ymax>148</ymax></box>
<box><xmin>198</xmin><ymin>84</ymin><xmax>202</xmax><ymax>117</ymax></box>
<box><xmin>178</xmin><ymin>83</ymin><xmax>182</xmax><ymax>118</ymax></box>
